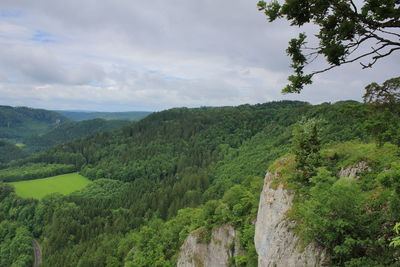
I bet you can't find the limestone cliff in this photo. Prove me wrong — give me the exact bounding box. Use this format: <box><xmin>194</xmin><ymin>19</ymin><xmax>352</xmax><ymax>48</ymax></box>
<box><xmin>177</xmin><ymin>224</ymin><xmax>242</xmax><ymax>267</ymax></box>
<box><xmin>255</xmin><ymin>172</ymin><xmax>327</xmax><ymax>267</ymax></box>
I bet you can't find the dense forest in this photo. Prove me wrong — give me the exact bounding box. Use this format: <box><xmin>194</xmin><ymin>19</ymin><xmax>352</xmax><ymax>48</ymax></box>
<box><xmin>2</xmin><ymin>99</ymin><xmax>398</xmax><ymax>266</ymax></box>
<box><xmin>23</xmin><ymin>119</ymin><xmax>130</xmax><ymax>153</ymax></box>
<box><xmin>0</xmin><ymin>106</ymin><xmax>133</xmax><ymax>163</ymax></box>
<box><xmin>0</xmin><ymin>105</ymin><xmax>68</xmax><ymax>142</ymax></box>
<box><xmin>0</xmin><ymin>139</ymin><xmax>28</xmax><ymax>164</ymax></box>
<box><xmin>55</xmin><ymin>110</ymin><xmax>152</xmax><ymax>121</ymax></box>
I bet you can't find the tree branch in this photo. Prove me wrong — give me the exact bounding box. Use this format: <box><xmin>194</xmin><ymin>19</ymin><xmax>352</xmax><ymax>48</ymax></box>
<box><xmin>349</xmin><ymin>0</ymin><xmax>358</xmax><ymax>14</ymax></box>
<box><xmin>310</xmin><ymin>43</ymin><xmax>392</xmax><ymax>75</ymax></box>
<box><xmin>361</xmin><ymin>47</ymin><xmax>400</xmax><ymax>68</ymax></box>
<box><xmin>376</xmin><ymin>28</ymin><xmax>400</xmax><ymax>38</ymax></box>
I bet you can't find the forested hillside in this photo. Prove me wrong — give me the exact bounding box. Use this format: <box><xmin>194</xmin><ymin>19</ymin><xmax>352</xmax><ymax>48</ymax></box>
<box><xmin>0</xmin><ymin>106</ymin><xmax>133</xmax><ymax>163</ymax></box>
<box><xmin>55</xmin><ymin>110</ymin><xmax>152</xmax><ymax>121</ymax></box>
<box><xmin>0</xmin><ymin>105</ymin><xmax>69</xmax><ymax>142</ymax></box>
<box><xmin>0</xmin><ymin>183</ymin><xmax>36</xmax><ymax>266</ymax></box>
<box><xmin>0</xmin><ymin>139</ymin><xmax>28</xmax><ymax>164</ymax></box>
<box><xmin>24</xmin><ymin>119</ymin><xmax>130</xmax><ymax>153</ymax></box>
<box><xmin>1</xmin><ymin>100</ymin><xmax>389</xmax><ymax>266</ymax></box>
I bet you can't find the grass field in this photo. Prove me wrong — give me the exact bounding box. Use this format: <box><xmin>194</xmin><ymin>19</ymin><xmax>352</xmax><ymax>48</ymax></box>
<box><xmin>10</xmin><ymin>173</ymin><xmax>92</xmax><ymax>199</ymax></box>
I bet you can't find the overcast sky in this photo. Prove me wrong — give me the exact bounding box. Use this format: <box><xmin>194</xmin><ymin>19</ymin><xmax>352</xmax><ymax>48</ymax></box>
<box><xmin>0</xmin><ymin>0</ymin><xmax>399</xmax><ymax>111</ymax></box>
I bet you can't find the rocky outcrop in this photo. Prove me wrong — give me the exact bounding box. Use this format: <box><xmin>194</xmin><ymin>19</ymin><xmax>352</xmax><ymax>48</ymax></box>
<box><xmin>177</xmin><ymin>224</ymin><xmax>243</xmax><ymax>267</ymax></box>
<box><xmin>338</xmin><ymin>161</ymin><xmax>371</xmax><ymax>178</ymax></box>
<box><xmin>255</xmin><ymin>172</ymin><xmax>327</xmax><ymax>267</ymax></box>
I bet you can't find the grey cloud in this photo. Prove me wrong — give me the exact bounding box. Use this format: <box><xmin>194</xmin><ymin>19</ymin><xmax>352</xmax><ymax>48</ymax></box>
<box><xmin>0</xmin><ymin>45</ymin><xmax>105</xmax><ymax>85</ymax></box>
<box><xmin>2</xmin><ymin>0</ymin><xmax>293</xmax><ymax>70</ymax></box>
<box><xmin>0</xmin><ymin>0</ymin><xmax>399</xmax><ymax>111</ymax></box>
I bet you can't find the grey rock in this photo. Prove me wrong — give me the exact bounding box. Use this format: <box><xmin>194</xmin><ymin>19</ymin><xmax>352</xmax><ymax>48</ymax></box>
<box><xmin>255</xmin><ymin>173</ymin><xmax>327</xmax><ymax>267</ymax></box>
<box><xmin>177</xmin><ymin>224</ymin><xmax>243</xmax><ymax>267</ymax></box>
<box><xmin>338</xmin><ymin>161</ymin><xmax>371</xmax><ymax>178</ymax></box>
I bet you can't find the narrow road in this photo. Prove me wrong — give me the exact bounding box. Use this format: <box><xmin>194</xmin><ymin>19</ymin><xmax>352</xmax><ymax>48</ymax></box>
<box><xmin>32</xmin><ymin>239</ymin><xmax>42</xmax><ymax>267</ymax></box>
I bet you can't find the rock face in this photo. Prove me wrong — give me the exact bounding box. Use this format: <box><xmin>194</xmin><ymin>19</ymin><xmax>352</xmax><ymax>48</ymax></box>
<box><xmin>177</xmin><ymin>224</ymin><xmax>242</xmax><ymax>267</ymax></box>
<box><xmin>255</xmin><ymin>173</ymin><xmax>327</xmax><ymax>267</ymax></box>
<box><xmin>338</xmin><ymin>161</ymin><xmax>371</xmax><ymax>178</ymax></box>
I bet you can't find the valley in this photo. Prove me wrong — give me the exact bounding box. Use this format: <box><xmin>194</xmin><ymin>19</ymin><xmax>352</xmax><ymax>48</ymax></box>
<box><xmin>0</xmin><ymin>106</ymin><xmax>151</xmax><ymax>163</ymax></box>
<box><xmin>1</xmin><ymin>0</ymin><xmax>399</xmax><ymax>266</ymax></box>
<box><xmin>1</xmin><ymin>100</ymin><xmax>399</xmax><ymax>266</ymax></box>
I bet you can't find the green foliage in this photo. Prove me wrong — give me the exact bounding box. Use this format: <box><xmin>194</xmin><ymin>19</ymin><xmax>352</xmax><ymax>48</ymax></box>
<box><xmin>285</xmin><ymin>143</ymin><xmax>400</xmax><ymax>266</ymax></box>
<box><xmin>390</xmin><ymin>223</ymin><xmax>400</xmax><ymax>248</ymax></box>
<box><xmin>0</xmin><ymin>183</ymin><xmax>37</xmax><ymax>267</ymax></box>
<box><xmin>24</xmin><ymin>119</ymin><xmax>130</xmax><ymax>153</ymax></box>
<box><xmin>0</xmin><ymin>139</ymin><xmax>29</xmax><ymax>163</ymax></box>
<box><xmin>322</xmin><ymin>142</ymin><xmax>398</xmax><ymax>171</ymax></box>
<box><xmin>0</xmin><ymin>163</ymin><xmax>76</xmax><ymax>182</ymax></box>
<box><xmin>0</xmin><ymin>222</ymin><xmax>33</xmax><ymax>267</ymax></box>
<box><xmin>304</xmin><ymin>101</ymin><xmax>369</xmax><ymax>144</ymax></box>
<box><xmin>378</xmin><ymin>162</ymin><xmax>400</xmax><ymax>194</ymax></box>
<box><xmin>283</xmin><ymin>33</ymin><xmax>312</xmax><ymax>94</ymax></box>
<box><xmin>363</xmin><ymin>77</ymin><xmax>400</xmax><ymax>148</ymax></box>
<box><xmin>295</xmin><ymin>176</ymin><xmax>367</xmax><ymax>264</ymax></box>
<box><xmin>0</xmin><ymin>106</ymin><xmax>131</xmax><ymax>161</ymax></box>
<box><xmin>124</xmin><ymin>215</ymin><xmax>197</xmax><ymax>267</ymax></box>
<box><xmin>292</xmin><ymin>118</ymin><xmax>321</xmax><ymax>182</ymax></box>
<box><xmin>364</xmin><ymin>77</ymin><xmax>400</xmax><ymax>108</ymax></box>
<box><xmin>0</xmin><ymin>105</ymin><xmax>69</xmax><ymax>163</ymax></box>
<box><xmin>364</xmin><ymin>109</ymin><xmax>400</xmax><ymax>148</ymax></box>
<box><xmin>0</xmin><ymin>105</ymin><xmax>68</xmax><ymax>142</ymax></box>
<box><xmin>257</xmin><ymin>1</ymin><xmax>400</xmax><ymax>93</ymax></box>
<box><xmin>0</xmin><ymin>101</ymin><xmax>383</xmax><ymax>266</ymax></box>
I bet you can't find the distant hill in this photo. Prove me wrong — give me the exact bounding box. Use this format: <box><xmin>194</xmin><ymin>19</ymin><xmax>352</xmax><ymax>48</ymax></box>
<box><xmin>0</xmin><ymin>105</ymin><xmax>69</xmax><ymax>142</ymax></box>
<box><xmin>24</xmin><ymin>118</ymin><xmax>130</xmax><ymax>152</ymax></box>
<box><xmin>0</xmin><ymin>139</ymin><xmax>28</xmax><ymax>164</ymax></box>
<box><xmin>55</xmin><ymin>110</ymin><xmax>152</xmax><ymax>121</ymax></box>
<box><xmin>0</xmin><ymin>105</ymin><xmax>136</xmax><ymax>162</ymax></box>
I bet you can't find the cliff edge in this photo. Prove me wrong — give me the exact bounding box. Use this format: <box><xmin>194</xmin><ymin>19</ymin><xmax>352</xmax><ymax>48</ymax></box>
<box><xmin>177</xmin><ymin>224</ymin><xmax>242</xmax><ymax>267</ymax></box>
<box><xmin>255</xmin><ymin>172</ymin><xmax>327</xmax><ymax>267</ymax></box>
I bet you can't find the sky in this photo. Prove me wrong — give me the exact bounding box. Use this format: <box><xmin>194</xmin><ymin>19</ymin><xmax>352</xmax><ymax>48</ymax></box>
<box><xmin>0</xmin><ymin>0</ymin><xmax>399</xmax><ymax>111</ymax></box>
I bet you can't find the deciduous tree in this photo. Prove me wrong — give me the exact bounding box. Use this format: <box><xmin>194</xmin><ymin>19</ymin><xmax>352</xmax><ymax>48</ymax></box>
<box><xmin>258</xmin><ymin>0</ymin><xmax>400</xmax><ymax>93</ymax></box>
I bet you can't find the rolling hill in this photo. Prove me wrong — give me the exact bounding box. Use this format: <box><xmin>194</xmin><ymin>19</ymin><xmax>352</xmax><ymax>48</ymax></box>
<box><xmin>1</xmin><ymin>100</ymin><xmax>399</xmax><ymax>266</ymax></box>
<box><xmin>0</xmin><ymin>105</ymin><xmax>69</xmax><ymax>142</ymax></box>
<box><xmin>24</xmin><ymin>118</ymin><xmax>130</xmax><ymax>152</ymax></box>
<box><xmin>55</xmin><ymin>110</ymin><xmax>152</xmax><ymax>121</ymax></box>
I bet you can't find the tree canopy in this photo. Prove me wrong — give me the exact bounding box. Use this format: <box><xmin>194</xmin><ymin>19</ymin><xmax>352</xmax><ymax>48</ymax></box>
<box><xmin>2</xmin><ymin>100</ymin><xmax>400</xmax><ymax>266</ymax></box>
<box><xmin>258</xmin><ymin>0</ymin><xmax>400</xmax><ymax>93</ymax></box>
<box><xmin>362</xmin><ymin>77</ymin><xmax>400</xmax><ymax>147</ymax></box>
<box><xmin>364</xmin><ymin>76</ymin><xmax>400</xmax><ymax>110</ymax></box>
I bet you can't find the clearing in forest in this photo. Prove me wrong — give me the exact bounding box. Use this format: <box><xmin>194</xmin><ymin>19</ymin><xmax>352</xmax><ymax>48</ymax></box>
<box><xmin>10</xmin><ymin>173</ymin><xmax>91</xmax><ymax>199</ymax></box>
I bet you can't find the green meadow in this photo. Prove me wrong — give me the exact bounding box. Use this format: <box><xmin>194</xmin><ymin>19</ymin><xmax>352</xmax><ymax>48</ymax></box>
<box><xmin>10</xmin><ymin>173</ymin><xmax>91</xmax><ymax>199</ymax></box>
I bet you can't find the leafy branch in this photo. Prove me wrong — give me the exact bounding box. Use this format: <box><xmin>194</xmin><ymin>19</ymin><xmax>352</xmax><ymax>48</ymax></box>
<box><xmin>258</xmin><ymin>0</ymin><xmax>400</xmax><ymax>93</ymax></box>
